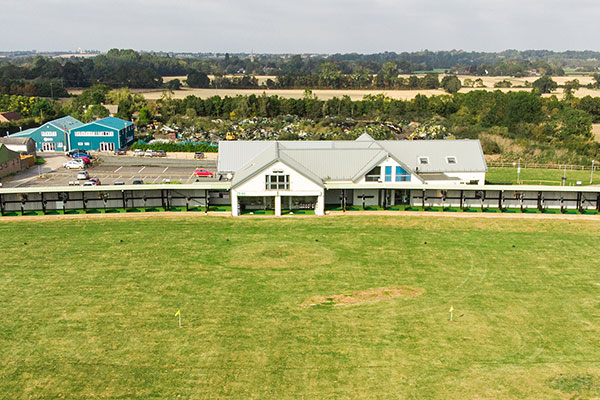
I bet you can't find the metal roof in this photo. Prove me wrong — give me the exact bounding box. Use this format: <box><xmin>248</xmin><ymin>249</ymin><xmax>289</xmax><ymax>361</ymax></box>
<box><xmin>219</xmin><ymin>138</ymin><xmax>487</xmax><ymax>184</ymax></box>
<box><xmin>281</xmin><ymin>148</ymin><xmax>386</xmax><ymax>181</ymax></box>
<box><xmin>9</xmin><ymin>128</ymin><xmax>36</xmax><ymax>137</ymax></box>
<box><xmin>377</xmin><ymin>140</ymin><xmax>487</xmax><ymax>173</ymax></box>
<box><xmin>87</xmin><ymin>116</ymin><xmax>133</xmax><ymax>131</ymax></box>
<box><xmin>8</xmin><ymin>116</ymin><xmax>84</xmax><ymax>137</ymax></box>
<box><xmin>0</xmin><ymin>182</ymin><xmax>231</xmax><ymax>195</ymax></box>
<box><xmin>0</xmin><ymin>136</ymin><xmax>35</xmax><ymax>145</ymax></box>
<box><xmin>47</xmin><ymin>116</ymin><xmax>84</xmax><ymax>131</ymax></box>
<box><xmin>230</xmin><ymin>143</ymin><xmax>324</xmax><ymax>188</ymax></box>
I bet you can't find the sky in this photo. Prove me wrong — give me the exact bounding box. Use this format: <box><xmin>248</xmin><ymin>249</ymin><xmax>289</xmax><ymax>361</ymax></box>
<box><xmin>2</xmin><ymin>0</ymin><xmax>600</xmax><ymax>53</ymax></box>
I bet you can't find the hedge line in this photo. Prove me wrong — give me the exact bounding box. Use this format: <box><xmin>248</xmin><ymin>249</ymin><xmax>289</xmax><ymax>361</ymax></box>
<box><xmin>130</xmin><ymin>142</ymin><xmax>218</xmax><ymax>153</ymax></box>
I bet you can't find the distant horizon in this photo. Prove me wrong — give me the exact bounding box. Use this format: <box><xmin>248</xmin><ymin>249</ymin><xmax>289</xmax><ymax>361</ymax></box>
<box><xmin>4</xmin><ymin>48</ymin><xmax>600</xmax><ymax>56</ymax></box>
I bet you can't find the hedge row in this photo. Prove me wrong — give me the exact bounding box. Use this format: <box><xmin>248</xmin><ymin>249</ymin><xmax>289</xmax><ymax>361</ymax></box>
<box><xmin>130</xmin><ymin>142</ymin><xmax>218</xmax><ymax>153</ymax></box>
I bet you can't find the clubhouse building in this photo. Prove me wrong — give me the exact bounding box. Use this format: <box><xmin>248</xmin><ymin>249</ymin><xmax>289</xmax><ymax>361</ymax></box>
<box><xmin>219</xmin><ymin>133</ymin><xmax>487</xmax><ymax>216</ymax></box>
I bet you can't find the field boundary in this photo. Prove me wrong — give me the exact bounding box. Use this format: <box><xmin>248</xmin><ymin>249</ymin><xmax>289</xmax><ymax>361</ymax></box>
<box><xmin>488</xmin><ymin>162</ymin><xmax>595</xmax><ymax>170</ymax></box>
<box><xmin>2</xmin><ymin>209</ymin><xmax>600</xmax><ymax>222</ymax></box>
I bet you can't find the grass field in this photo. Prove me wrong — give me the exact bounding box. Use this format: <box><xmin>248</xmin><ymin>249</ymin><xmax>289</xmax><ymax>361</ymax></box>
<box><xmin>2</xmin><ymin>215</ymin><xmax>600</xmax><ymax>399</ymax></box>
<box><xmin>487</xmin><ymin>167</ymin><xmax>596</xmax><ymax>185</ymax></box>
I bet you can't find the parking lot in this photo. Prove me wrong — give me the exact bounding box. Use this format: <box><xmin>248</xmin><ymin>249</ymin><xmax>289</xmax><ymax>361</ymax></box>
<box><xmin>1</xmin><ymin>154</ymin><xmax>219</xmax><ymax>188</ymax></box>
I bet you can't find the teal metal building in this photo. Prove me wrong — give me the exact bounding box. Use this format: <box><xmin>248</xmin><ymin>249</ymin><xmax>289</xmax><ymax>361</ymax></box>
<box><xmin>69</xmin><ymin>116</ymin><xmax>134</xmax><ymax>152</ymax></box>
<box><xmin>9</xmin><ymin>116</ymin><xmax>83</xmax><ymax>152</ymax></box>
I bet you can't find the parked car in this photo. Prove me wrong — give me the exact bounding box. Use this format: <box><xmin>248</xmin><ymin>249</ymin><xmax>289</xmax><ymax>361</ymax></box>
<box><xmin>132</xmin><ymin>179</ymin><xmax>144</xmax><ymax>185</ymax></box>
<box><xmin>133</xmin><ymin>149</ymin><xmax>145</xmax><ymax>157</ymax></box>
<box><xmin>144</xmin><ymin>150</ymin><xmax>155</xmax><ymax>157</ymax></box>
<box><xmin>194</xmin><ymin>168</ymin><xmax>214</xmax><ymax>177</ymax></box>
<box><xmin>82</xmin><ymin>181</ymin><xmax>97</xmax><ymax>186</ymax></box>
<box><xmin>155</xmin><ymin>150</ymin><xmax>166</xmax><ymax>157</ymax></box>
<box><xmin>75</xmin><ymin>156</ymin><xmax>91</xmax><ymax>165</ymax></box>
<box><xmin>72</xmin><ymin>152</ymin><xmax>91</xmax><ymax>158</ymax></box>
<box><xmin>63</xmin><ymin>159</ymin><xmax>85</xmax><ymax>169</ymax></box>
<box><xmin>194</xmin><ymin>152</ymin><xmax>204</xmax><ymax>159</ymax></box>
<box><xmin>88</xmin><ymin>177</ymin><xmax>101</xmax><ymax>185</ymax></box>
<box><xmin>76</xmin><ymin>171</ymin><xmax>89</xmax><ymax>180</ymax></box>
<box><xmin>114</xmin><ymin>148</ymin><xmax>127</xmax><ymax>155</ymax></box>
<box><xmin>114</xmin><ymin>181</ymin><xmax>125</xmax><ymax>185</ymax></box>
<box><xmin>66</xmin><ymin>149</ymin><xmax>88</xmax><ymax>157</ymax></box>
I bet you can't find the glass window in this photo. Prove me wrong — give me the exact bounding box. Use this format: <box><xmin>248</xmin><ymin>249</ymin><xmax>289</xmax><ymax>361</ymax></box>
<box><xmin>447</xmin><ymin>156</ymin><xmax>457</xmax><ymax>164</ymax></box>
<box><xmin>265</xmin><ymin>175</ymin><xmax>289</xmax><ymax>190</ymax></box>
<box><xmin>419</xmin><ymin>157</ymin><xmax>429</xmax><ymax>165</ymax></box>
<box><xmin>384</xmin><ymin>166</ymin><xmax>392</xmax><ymax>182</ymax></box>
<box><xmin>396</xmin><ymin>166</ymin><xmax>411</xmax><ymax>182</ymax></box>
<box><xmin>365</xmin><ymin>166</ymin><xmax>381</xmax><ymax>182</ymax></box>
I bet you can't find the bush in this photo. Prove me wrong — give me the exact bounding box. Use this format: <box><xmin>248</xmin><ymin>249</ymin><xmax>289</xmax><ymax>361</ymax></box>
<box><xmin>130</xmin><ymin>141</ymin><xmax>218</xmax><ymax>153</ymax></box>
<box><xmin>481</xmin><ymin>137</ymin><xmax>501</xmax><ymax>154</ymax></box>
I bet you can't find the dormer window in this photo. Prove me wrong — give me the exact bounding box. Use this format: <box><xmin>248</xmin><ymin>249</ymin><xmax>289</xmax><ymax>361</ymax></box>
<box><xmin>419</xmin><ymin>156</ymin><xmax>429</xmax><ymax>165</ymax></box>
<box><xmin>446</xmin><ymin>156</ymin><xmax>457</xmax><ymax>164</ymax></box>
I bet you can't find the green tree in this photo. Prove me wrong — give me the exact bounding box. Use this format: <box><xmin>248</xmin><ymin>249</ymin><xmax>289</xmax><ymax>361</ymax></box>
<box><xmin>532</xmin><ymin>76</ymin><xmax>558</xmax><ymax>94</ymax></box>
<box><xmin>421</xmin><ymin>74</ymin><xmax>440</xmax><ymax>89</ymax></box>
<box><xmin>593</xmin><ymin>73</ymin><xmax>600</xmax><ymax>89</ymax></box>
<box><xmin>186</xmin><ymin>71</ymin><xmax>210</xmax><ymax>88</ymax></box>
<box><xmin>318</xmin><ymin>62</ymin><xmax>341</xmax><ymax>88</ymax></box>
<box><xmin>563</xmin><ymin>79</ymin><xmax>580</xmax><ymax>99</ymax></box>
<box><xmin>351</xmin><ymin>66</ymin><xmax>370</xmax><ymax>89</ymax></box>
<box><xmin>380</xmin><ymin>62</ymin><xmax>398</xmax><ymax>88</ymax></box>
<box><xmin>494</xmin><ymin>80</ymin><xmax>512</xmax><ymax>88</ymax></box>
<box><xmin>166</xmin><ymin>79</ymin><xmax>182</xmax><ymax>90</ymax></box>
<box><xmin>137</xmin><ymin>106</ymin><xmax>153</xmax><ymax>126</ymax></box>
<box><xmin>83</xmin><ymin>104</ymin><xmax>109</xmax><ymax>122</ymax></box>
<box><xmin>440</xmin><ymin>75</ymin><xmax>461</xmax><ymax>94</ymax></box>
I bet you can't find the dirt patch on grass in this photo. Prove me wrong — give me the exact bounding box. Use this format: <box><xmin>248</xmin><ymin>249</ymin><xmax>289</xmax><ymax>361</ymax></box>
<box><xmin>303</xmin><ymin>286</ymin><xmax>423</xmax><ymax>307</ymax></box>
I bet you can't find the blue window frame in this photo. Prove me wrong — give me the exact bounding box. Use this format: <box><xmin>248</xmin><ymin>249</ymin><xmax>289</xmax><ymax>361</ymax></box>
<box><xmin>384</xmin><ymin>166</ymin><xmax>392</xmax><ymax>182</ymax></box>
<box><xmin>396</xmin><ymin>166</ymin><xmax>411</xmax><ymax>182</ymax></box>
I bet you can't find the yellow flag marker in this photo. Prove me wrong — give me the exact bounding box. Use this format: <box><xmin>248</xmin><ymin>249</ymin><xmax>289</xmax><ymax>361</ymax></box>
<box><xmin>175</xmin><ymin>309</ymin><xmax>181</xmax><ymax>328</ymax></box>
<box><xmin>449</xmin><ymin>306</ymin><xmax>454</xmax><ymax>322</ymax></box>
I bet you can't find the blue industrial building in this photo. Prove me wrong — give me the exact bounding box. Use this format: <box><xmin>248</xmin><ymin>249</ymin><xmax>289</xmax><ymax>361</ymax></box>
<box><xmin>9</xmin><ymin>116</ymin><xmax>134</xmax><ymax>153</ymax></box>
<box><xmin>10</xmin><ymin>116</ymin><xmax>83</xmax><ymax>152</ymax></box>
<box><xmin>69</xmin><ymin>116</ymin><xmax>135</xmax><ymax>152</ymax></box>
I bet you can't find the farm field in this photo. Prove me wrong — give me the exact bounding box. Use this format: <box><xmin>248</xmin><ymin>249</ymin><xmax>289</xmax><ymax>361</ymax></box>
<box><xmin>1</xmin><ymin>216</ymin><xmax>600</xmax><ymax>399</ymax></box>
<box><xmin>69</xmin><ymin>75</ymin><xmax>600</xmax><ymax>101</ymax></box>
<box><xmin>486</xmin><ymin>167</ymin><xmax>597</xmax><ymax>186</ymax></box>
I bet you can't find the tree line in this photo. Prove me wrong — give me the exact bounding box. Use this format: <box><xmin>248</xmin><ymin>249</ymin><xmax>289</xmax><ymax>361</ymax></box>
<box><xmin>4</xmin><ymin>48</ymin><xmax>600</xmax><ymax>95</ymax></box>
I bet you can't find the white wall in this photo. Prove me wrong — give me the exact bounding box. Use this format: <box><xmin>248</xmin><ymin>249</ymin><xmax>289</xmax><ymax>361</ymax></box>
<box><xmin>232</xmin><ymin>160</ymin><xmax>324</xmax><ymax>215</ymax></box>
<box><xmin>353</xmin><ymin>189</ymin><xmax>379</xmax><ymax>206</ymax></box>
<box><xmin>234</xmin><ymin>161</ymin><xmax>322</xmax><ymax>195</ymax></box>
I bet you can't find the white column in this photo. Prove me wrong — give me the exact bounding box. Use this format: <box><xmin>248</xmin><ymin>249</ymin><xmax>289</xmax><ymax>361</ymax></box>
<box><xmin>315</xmin><ymin>192</ymin><xmax>325</xmax><ymax>216</ymax></box>
<box><xmin>231</xmin><ymin>191</ymin><xmax>239</xmax><ymax>216</ymax></box>
<box><xmin>275</xmin><ymin>194</ymin><xmax>281</xmax><ymax>216</ymax></box>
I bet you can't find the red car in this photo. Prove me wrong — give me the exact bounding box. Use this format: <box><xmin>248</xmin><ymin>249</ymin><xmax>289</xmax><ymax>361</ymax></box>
<box><xmin>74</xmin><ymin>155</ymin><xmax>91</xmax><ymax>164</ymax></box>
<box><xmin>194</xmin><ymin>168</ymin><xmax>214</xmax><ymax>177</ymax></box>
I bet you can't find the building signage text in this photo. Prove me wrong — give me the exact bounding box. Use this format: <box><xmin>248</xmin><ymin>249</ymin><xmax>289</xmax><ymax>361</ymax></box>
<box><xmin>74</xmin><ymin>131</ymin><xmax>114</xmax><ymax>137</ymax></box>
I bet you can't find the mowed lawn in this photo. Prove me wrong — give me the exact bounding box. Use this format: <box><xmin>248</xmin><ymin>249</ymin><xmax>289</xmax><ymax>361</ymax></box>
<box><xmin>487</xmin><ymin>167</ymin><xmax>596</xmax><ymax>186</ymax></box>
<box><xmin>1</xmin><ymin>216</ymin><xmax>600</xmax><ymax>399</ymax></box>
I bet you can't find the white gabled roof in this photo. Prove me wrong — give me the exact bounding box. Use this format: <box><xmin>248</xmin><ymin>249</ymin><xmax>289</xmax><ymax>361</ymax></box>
<box><xmin>220</xmin><ymin>137</ymin><xmax>487</xmax><ymax>186</ymax></box>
